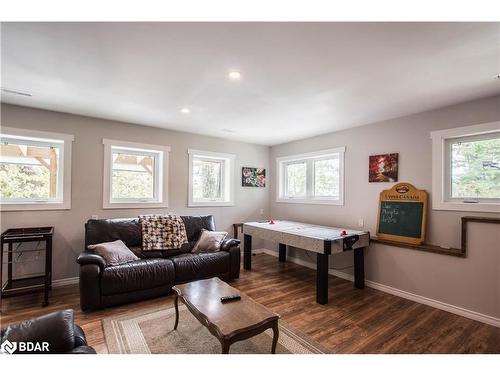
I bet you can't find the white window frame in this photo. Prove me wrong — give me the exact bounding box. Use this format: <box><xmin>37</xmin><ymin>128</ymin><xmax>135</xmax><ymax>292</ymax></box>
<box><xmin>188</xmin><ymin>149</ymin><xmax>235</xmax><ymax>207</ymax></box>
<box><xmin>103</xmin><ymin>139</ymin><xmax>170</xmax><ymax>209</ymax></box>
<box><xmin>431</xmin><ymin>121</ymin><xmax>500</xmax><ymax>213</ymax></box>
<box><xmin>0</xmin><ymin>127</ymin><xmax>74</xmax><ymax>211</ymax></box>
<box><xmin>276</xmin><ymin>147</ymin><xmax>345</xmax><ymax>205</ymax></box>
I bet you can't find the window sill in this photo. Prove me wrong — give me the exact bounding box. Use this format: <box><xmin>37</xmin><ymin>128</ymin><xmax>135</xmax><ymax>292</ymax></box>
<box><xmin>432</xmin><ymin>201</ymin><xmax>500</xmax><ymax>213</ymax></box>
<box><xmin>103</xmin><ymin>202</ymin><xmax>168</xmax><ymax>209</ymax></box>
<box><xmin>276</xmin><ymin>198</ymin><xmax>343</xmax><ymax>206</ymax></box>
<box><xmin>0</xmin><ymin>202</ymin><xmax>71</xmax><ymax>211</ymax></box>
<box><xmin>188</xmin><ymin>201</ymin><xmax>235</xmax><ymax>207</ymax></box>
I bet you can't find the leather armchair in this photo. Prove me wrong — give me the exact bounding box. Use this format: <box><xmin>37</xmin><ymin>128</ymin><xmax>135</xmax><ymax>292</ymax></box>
<box><xmin>0</xmin><ymin>309</ymin><xmax>96</xmax><ymax>354</ymax></box>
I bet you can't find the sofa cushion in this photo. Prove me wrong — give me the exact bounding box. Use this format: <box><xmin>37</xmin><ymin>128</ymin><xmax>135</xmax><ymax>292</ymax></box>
<box><xmin>192</xmin><ymin>229</ymin><xmax>227</xmax><ymax>253</ymax></box>
<box><xmin>87</xmin><ymin>240</ymin><xmax>139</xmax><ymax>266</ymax></box>
<box><xmin>101</xmin><ymin>258</ymin><xmax>175</xmax><ymax>295</ymax></box>
<box><xmin>85</xmin><ymin>218</ymin><xmax>142</xmax><ymax>249</ymax></box>
<box><xmin>170</xmin><ymin>252</ymin><xmax>230</xmax><ymax>283</ymax></box>
<box><xmin>181</xmin><ymin>215</ymin><xmax>216</xmax><ymax>242</ymax></box>
<box><xmin>129</xmin><ymin>244</ymin><xmax>191</xmax><ymax>259</ymax></box>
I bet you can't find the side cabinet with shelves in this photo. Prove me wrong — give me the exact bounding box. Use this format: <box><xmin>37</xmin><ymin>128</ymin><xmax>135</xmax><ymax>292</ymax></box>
<box><xmin>0</xmin><ymin>227</ymin><xmax>54</xmax><ymax>311</ymax></box>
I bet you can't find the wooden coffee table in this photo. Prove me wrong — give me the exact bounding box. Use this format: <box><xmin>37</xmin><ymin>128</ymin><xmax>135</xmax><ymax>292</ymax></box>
<box><xmin>172</xmin><ymin>277</ymin><xmax>280</xmax><ymax>354</ymax></box>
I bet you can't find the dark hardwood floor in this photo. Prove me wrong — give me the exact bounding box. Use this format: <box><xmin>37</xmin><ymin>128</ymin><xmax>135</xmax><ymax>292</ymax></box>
<box><xmin>1</xmin><ymin>253</ymin><xmax>499</xmax><ymax>353</ymax></box>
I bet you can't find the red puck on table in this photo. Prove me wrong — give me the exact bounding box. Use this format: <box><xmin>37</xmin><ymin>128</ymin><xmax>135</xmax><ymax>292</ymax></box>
<box><xmin>340</xmin><ymin>230</ymin><xmax>348</xmax><ymax>236</ymax></box>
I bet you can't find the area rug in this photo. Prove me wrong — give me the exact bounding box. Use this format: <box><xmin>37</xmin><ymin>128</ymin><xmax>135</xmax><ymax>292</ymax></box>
<box><xmin>102</xmin><ymin>303</ymin><xmax>327</xmax><ymax>354</ymax></box>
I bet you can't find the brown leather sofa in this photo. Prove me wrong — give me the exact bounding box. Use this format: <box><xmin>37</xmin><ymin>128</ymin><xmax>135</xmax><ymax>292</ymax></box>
<box><xmin>76</xmin><ymin>215</ymin><xmax>240</xmax><ymax>311</ymax></box>
<box><xmin>0</xmin><ymin>309</ymin><xmax>96</xmax><ymax>354</ymax></box>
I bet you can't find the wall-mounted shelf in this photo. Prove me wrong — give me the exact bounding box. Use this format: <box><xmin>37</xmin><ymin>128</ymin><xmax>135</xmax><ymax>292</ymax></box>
<box><xmin>370</xmin><ymin>238</ymin><xmax>463</xmax><ymax>257</ymax></box>
<box><xmin>371</xmin><ymin>216</ymin><xmax>500</xmax><ymax>258</ymax></box>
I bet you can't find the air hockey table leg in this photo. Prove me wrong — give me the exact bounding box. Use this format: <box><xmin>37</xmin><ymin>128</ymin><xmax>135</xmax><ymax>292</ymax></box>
<box><xmin>278</xmin><ymin>243</ymin><xmax>287</xmax><ymax>262</ymax></box>
<box><xmin>354</xmin><ymin>247</ymin><xmax>365</xmax><ymax>289</ymax></box>
<box><xmin>316</xmin><ymin>253</ymin><xmax>329</xmax><ymax>304</ymax></box>
<box><xmin>244</xmin><ymin>234</ymin><xmax>252</xmax><ymax>270</ymax></box>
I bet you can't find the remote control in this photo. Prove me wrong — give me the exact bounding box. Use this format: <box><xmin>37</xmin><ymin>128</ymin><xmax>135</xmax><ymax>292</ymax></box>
<box><xmin>220</xmin><ymin>294</ymin><xmax>241</xmax><ymax>303</ymax></box>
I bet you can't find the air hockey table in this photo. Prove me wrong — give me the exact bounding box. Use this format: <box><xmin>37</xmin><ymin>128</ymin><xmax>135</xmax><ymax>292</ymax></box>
<box><xmin>242</xmin><ymin>220</ymin><xmax>370</xmax><ymax>304</ymax></box>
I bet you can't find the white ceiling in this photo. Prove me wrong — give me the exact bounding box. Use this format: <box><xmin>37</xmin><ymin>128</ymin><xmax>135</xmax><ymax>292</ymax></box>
<box><xmin>1</xmin><ymin>22</ymin><xmax>499</xmax><ymax>146</ymax></box>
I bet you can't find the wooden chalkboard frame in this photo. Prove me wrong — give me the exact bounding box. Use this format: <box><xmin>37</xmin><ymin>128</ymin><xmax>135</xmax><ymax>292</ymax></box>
<box><xmin>376</xmin><ymin>183</ymin><xmax>428</xmax><ymax>245</ymax></box>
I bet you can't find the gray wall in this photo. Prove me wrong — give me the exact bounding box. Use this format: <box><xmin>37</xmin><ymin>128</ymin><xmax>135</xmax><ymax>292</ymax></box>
<box><xmin>269</xmin><ymin>95</ymin><xmax>500</xmax><ymax>319</ymax></box>
<box><xmin>1</xmin><ymin>96</ymin><xmax>499</xmax><ymax>320</ymax></box>
<box><xmin>0</xmin><ymin>104</ymin><xmax>270</xmax><ymax>280</ymax></box>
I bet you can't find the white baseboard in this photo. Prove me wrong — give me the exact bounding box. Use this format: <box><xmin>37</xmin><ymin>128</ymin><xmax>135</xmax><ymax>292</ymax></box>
<box><xmin>364</xmin><ymin>279</ymin><xmax>500</xmax><ymax>328</ymax></box>
<box><xmin>252</xmin><ymin>248</ymin><xmax>500</xmax><ymax>328</ymax></box>
<box><xmin>52</xmin><ymin>276</ymin><xmax>79</xmax><ymax>287</ymax></box>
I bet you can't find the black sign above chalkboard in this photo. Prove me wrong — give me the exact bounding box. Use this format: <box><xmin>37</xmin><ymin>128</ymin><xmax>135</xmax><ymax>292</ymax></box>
<box><xmin>376</xmin><ymin>183</ymin><xmax>427</xmax><ymax>245</ymax></box>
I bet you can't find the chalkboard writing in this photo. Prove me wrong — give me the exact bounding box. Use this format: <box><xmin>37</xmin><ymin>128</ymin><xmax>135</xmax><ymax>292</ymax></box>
<box><xmin>378</xmin><ymin>201</ymin><xmax>423</xmax><ymax>238</ymax></box>
<box><xmin>376</xmin><ymin>183</ymin><xmax>427</xmax><ymax>245</ymax></box>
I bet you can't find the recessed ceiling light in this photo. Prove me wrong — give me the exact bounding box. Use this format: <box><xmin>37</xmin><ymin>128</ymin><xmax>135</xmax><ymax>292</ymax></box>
<box><xmin>1</xmin><ymin>87</ymin><xmax>32</xmax><ymax>97</ymax></box>
<box><xmin>222</xmin><ymin>128</ymin><xmax>235</xmax><ymax>133</ymax></box>
<box><xmin>180</xmin><ymin>107</ymin><xmax>190</xmax><ymax>114</ymax></box>
<box><xmin>228</xmin><ymin>71</ymin><xmax>241</xmax><ymax>80</ymax></box>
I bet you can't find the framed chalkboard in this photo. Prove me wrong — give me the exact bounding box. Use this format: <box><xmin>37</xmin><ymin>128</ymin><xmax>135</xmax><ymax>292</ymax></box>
<box><xmin>376</xmin><ymin>183</ymin><xmax>427</xmax><ymax>245</ymax></box>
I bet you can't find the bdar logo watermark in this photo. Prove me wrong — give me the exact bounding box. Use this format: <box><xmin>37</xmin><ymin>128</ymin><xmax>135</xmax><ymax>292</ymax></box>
<box><xmin>1</xmin><ymin>339</ymin><xmax>49</xmax><ymax>354</ymax></box>
<box><xmin>0</xmin><ymin>340</ymin><xmax>17</xmax><ymax>354</ymax></box>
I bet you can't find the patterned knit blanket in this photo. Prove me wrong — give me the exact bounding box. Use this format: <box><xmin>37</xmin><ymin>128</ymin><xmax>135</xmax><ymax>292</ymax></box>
<box><xmin>139</xmin><ymin>214</ymin><xmax>188</xmax><ymax>251</ymax></box>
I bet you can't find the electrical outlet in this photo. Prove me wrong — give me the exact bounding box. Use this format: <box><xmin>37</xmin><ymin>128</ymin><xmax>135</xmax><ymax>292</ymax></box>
<box><xmin>259</xmin><ymin>208</ymin><xmax>264</xmax><ymax>215</ymax></box>
<box><xmin>91</xmin><ymin>215</ymin><xmax>99</xmax><ymax>220</ymax></box>
<box><xmin>358</xmin><ymin>218</ymin><xmax>364</xmax><ymax>228</ymax></box>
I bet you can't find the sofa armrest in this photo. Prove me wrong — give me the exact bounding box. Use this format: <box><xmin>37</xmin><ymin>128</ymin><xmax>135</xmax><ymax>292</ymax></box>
<box><xmin>220</xmin><ymin>238</ymin><xmax>240</xmax><ymax>252</ymax></box>
<box><xmin>71</xmin><ymin>324</ymin><xmax>96</xmax><ymax>353</ymax></box>
<box><xmin>77</xmin><ymin>251</ymin><xmax>106</xmax><ymax>271</ymax></box>
<box><xmin>74</xmin><ymin>324</ymin><xmax>88</xmax><ymax>347</ymax></box>
<box><xmin>79</xmin><ymin>264</ymin><xmax>102</xmax><ymax>311</ymax></box>
<box><xmin>220</xmin><ymin>239</ymin><xmax>241</xmax><ymax>280</ymax></box>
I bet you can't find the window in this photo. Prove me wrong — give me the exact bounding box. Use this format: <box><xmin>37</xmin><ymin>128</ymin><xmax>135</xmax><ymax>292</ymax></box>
<box><xmin>284</xmin><ymin>161</ymin><xmax>306</xmax><ymax>197</ymax></box>
<box><xmin>0</xmin><ymin>127</ymin><xmax>73</xmax><ymax>211</ymax></box>
<box><xmin>314</xmin><ymin>157</ymin><xmax>340</xmax><ymax>197</ymax></box>
<box><xmin>103</xmin><ymin>139</ymin><xmax>170</xmax><ymax>208</ymax></box>
<box><xmin>277</xmin><ymin>147</ymin><xmax>345</xmax><ymax>205</ymax></box>
<box><xmin>188</xmin><ymin>149</ymin><xmax>235</xmax><ymax>207</ymax></box>
<box><xmin>431</xmin><ymin>121</ymin><xmax>500</xmax><ymax>212</ymax></box>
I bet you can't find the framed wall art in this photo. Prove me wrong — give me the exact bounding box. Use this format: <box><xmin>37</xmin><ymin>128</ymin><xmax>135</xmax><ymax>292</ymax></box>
<box><xmin>369</xmin><ymin>153</ymin><xmax>399</xmax><ymax>182</ymax></box>
<box><xmin>242</xmin><ymin>167</ymin><xmax>266</xmax><ymax>187</ymax></box>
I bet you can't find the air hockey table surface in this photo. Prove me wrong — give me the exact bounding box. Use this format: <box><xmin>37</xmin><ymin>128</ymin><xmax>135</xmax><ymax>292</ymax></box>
<box><xmin>243</xmin><ymin>220</ymin><xmax>369</xmax><ymax>254</ymax></box>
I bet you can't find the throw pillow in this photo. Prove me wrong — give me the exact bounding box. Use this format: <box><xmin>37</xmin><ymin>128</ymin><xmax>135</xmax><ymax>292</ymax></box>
<box><xmin>139</xmin><ymin>214</ymin><xmax>188</xmax><ymax>251</ymax></box>
<box><xmin>87</xmin><ymin>240</ymin><xmax>139</xmax><ymax>266</ymax></box>
<box><xmin>192</xmin><ymin>229</ymin><xmax>227</xmax><ymax>253</ymax></box>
